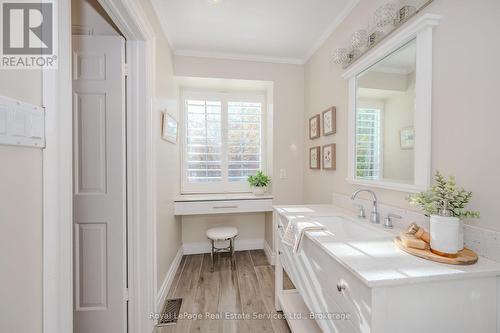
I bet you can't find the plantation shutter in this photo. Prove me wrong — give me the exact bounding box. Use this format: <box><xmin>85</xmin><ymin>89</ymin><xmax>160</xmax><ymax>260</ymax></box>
<box><xmin>356</xmin><ymin>108</ymin><xmax>381</xmax><ymax>179</ymax></box>
<box><xmin>227</xmin><ymin>101</ymin><xmax>262</xmax><ymax>182</ymax></box>
<box><xmin>185</xmin><ymin>99</ymin><xmax>222</xmax><ymax>184</ymax></box>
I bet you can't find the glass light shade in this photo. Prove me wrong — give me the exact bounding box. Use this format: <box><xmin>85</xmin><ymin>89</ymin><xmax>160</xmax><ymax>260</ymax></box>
<box><xmin>333</xmin><ymin>48</ymin><xmax>348</xmax><ymax>65</ymax></box>
<box><xmin>350</xmin><ymin>29</ymin><xmax>368</xmax><ymax>50</ymax></box>
<box><xmin>374</xmin><ymin>2</ymin><xmax>398</xmax><ymax>28</ymax></box>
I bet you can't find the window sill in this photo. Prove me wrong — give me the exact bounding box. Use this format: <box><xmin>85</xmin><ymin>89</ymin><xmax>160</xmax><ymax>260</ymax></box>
<box><xmin>174</xmin><ymin>193</ymin><xmax>273</xmax><ymax>215</ymax></box>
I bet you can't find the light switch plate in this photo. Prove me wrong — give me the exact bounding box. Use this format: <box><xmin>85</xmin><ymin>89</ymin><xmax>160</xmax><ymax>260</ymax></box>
<box><xmin>0</xmin><ymin>96</ymin><xmax>45</xmax><ymax>148</ymax></box>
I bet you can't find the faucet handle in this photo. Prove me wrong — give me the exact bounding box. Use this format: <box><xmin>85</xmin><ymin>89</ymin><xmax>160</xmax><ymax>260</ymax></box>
<box><xmin>384</xmin><ymin>213</ymin><xmax>402</xmax><ymax>229</ymax></box>
<box><xmin>354</xmin><ymin>204</ymin><xmax>366</xmax><ymax>218</ymax></box>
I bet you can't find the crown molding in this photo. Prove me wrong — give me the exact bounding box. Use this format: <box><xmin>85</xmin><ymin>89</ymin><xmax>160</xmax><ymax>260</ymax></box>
<box><xmin>173</xmin><ymin>49</ymin><xmax>305</xmax><ymax>65</ymax></box>
<box><xmin>303</xmin><ymin>0</ymin><xmax>360</xmax><ymax>63</ymax></box>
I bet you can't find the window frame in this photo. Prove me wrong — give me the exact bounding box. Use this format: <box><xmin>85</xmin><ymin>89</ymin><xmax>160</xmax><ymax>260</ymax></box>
<box><xmin>180</xmin><ymin>89</ymin><xmax>267</xmax><ymax>194</ymax></box>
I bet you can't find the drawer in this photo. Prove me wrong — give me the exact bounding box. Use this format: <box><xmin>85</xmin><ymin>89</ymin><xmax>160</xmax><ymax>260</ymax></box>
<box><xmin>174</xmin><ymin>198</ymin><xmax>273</xmax><ymax>215</ymax></box>
<box><xmin>301</xmin><ymin>238</ymin><xmax>371</xmax><ymax>333</ymax></box>
<box><xmin>279</xmin><ymin>242</ymin><xmax>359</xmax><ymax>333</ymax></box>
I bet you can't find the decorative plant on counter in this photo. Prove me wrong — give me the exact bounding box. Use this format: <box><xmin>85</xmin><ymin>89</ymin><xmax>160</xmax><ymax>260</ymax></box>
<box><xmin>407</xmin><ymin>171</ymin><xmax>480</xmax><ymax>219</ymax></box>
<box><xmin>407</xmin><ymin>171</ymin><xmax>480</xmax><ymax>257</ymax></box>
<box><xmin>248</xmin><ymin>171</ymin><xmax>271</xmax><ymax>195</ymax></box>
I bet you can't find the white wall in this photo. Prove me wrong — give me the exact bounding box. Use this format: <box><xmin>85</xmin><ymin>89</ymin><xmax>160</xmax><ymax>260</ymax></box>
<box><xmin>0</xmin><ymin>59</ymin><xmax>42</xmax><ymax>333</ymax></box>
<box><xmin>137</xmin><ymin>0</ymin><xmax>183</xmax><ymax>292</ymax></box>
<box><xmin>304</xmin><ymin>0</ymin><xmax>500</xmax><ymax>232</ymax></box>
<box><xmin>174</xmin><ymin>55</ymin><xmax>305</xmax><ymax>249</ymax></box>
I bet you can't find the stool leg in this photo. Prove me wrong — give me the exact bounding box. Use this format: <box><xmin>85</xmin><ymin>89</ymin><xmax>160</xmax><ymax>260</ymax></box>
<box><xmin>230</xmin><ymin>237</ymin><xmax>235</xmax><ymax>267</ymax></box>
<box><xmin>210</xmin><ymin>239</ymin><xmax>215</xmax><ymax>272</ymax></box>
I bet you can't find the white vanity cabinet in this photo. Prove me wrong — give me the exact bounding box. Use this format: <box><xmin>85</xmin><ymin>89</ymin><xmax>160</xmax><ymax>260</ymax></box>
<box><xmin>274</xmin><ymin>209</ymin><xmax>500</xmax><ymax>333</ymax></box>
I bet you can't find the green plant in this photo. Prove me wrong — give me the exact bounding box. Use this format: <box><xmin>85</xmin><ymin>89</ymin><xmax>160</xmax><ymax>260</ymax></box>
<box><xmin>247</xmin><ymin>171</ymin><xmax>271</xmax><ymax>188</ymax></box>
<box><xmin>407</xmin><ymin>171</ymin><xmax>480</xmax><ymax>219</ymax></box>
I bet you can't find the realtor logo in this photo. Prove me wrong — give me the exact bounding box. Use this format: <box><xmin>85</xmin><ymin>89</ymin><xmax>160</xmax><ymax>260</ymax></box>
<box><xmin>1</xmin><ymin>0</ymin><xmax>57</xmax><ymax>69</ymax></box>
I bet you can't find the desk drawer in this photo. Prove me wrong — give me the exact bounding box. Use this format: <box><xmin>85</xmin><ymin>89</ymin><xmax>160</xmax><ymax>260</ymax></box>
<box><xmin>174</xmin><ymin>199</ymin><xmax>273</xmax><ymax>215</ymax></box>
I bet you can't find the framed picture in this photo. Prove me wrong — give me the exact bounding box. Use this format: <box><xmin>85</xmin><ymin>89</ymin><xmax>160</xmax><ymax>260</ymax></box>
<box><xmin>310</xmin><ymin>146</ymin><xmax>321</xmax><ymax>169</ymax></box>
<box><xmin>322</xmin><ymin>107</ymin><xmax>336</xmax><ymax>136</ymax></box>
<box><xmin>400</xmin><ymin>126</ymin><xmax>414</xmax><ymax>149</ymax></box>
<box><xmin>309</xmin><ymin>114</ymin><xmax>320</xmax><ymax>139</ymax></box>
<box><xmin>162</xmin><ymin>111</ymin><xmax>178</xmax><ymax>143</ymax></box>
<box><xmin>322</xmin><ymin>144</ymin><xmax>336</xmax><ymax>170</ymax></box>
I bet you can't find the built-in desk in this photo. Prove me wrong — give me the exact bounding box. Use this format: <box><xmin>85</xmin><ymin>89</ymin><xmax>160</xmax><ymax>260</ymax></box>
<box><xmin>174</xmin><ymin>193</ymin><xmax>273</xmax><ymax>215</ymax></box>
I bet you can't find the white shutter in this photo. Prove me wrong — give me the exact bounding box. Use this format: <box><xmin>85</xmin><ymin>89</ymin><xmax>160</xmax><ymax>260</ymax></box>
<box><xmin>356</xmin><ymin>108</ymin><xmax>381</xmax><ymax>179</ymax></box>
<box><xmin>185</xmin><ymin>99</ymin><xmax>222</xmax><ymax>184</ymax></box>
<box><xmin>227</xmin><ymin>101</ymin><xmax>262</xmax><ymax>182</ymax></box>
<box><xmin>181</xmin><ymin>91</ymin><xmax>266</xmax><ymax>193</ymax></box>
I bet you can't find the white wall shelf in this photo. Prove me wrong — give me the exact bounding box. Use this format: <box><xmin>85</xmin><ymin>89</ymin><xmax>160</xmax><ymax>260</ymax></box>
<box><xmin>0</xmin><ymin>95</ymin><xmax>45</xmax><ymax>148</ymax></box>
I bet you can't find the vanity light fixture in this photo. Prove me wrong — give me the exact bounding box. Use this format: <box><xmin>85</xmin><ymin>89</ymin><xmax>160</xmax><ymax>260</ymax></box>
<box><xmin>332</xmin><ymin>0</ymin><xmax>435</xmax><ymax>68</ymax></box>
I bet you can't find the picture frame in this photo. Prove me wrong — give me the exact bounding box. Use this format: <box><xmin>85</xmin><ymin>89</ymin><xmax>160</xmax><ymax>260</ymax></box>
<box><xmin>309</xmin><ymin>114</ymin><xmax>320</xmax><ymax>139</ymax></box>
<box><xmin>309</xmin><ymin>146</ymin><xmax>321</xmax><ymax>169</ymax></box>
<box><xmin>322</xmin><ymin>107</ymin><xmax>336</xmax><ymax>136</ymax></box>
<box><xmin>400</xmin><ymin>126</ymin><xmax>414</xmax><ymax>149</ymax></box>
<box><xmin>322</xmin><ymin>144</ymin><xmax>336</xmax><ymax>170</ymax></box>
<box><xmin>161</xmin><ymin>111</ymin><xmax>178</xmax><ymax>144</ymax></box>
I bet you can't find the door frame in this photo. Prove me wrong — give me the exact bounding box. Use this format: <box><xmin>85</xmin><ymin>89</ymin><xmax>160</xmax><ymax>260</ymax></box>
<box><xmin>42</xmin><ymin>1</ymin><xmax>158</xmax><ymax>333</ymax></box>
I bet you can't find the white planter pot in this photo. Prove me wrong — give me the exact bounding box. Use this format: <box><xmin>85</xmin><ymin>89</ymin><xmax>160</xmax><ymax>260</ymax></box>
<box><xmin>430</xmin><ymin>215</ymin><xmax>463</xmax><ymax>256</ymax></box>
<box><xmin>252</xmin><ymin>186</ymin><xmax>266</xmax><ymax>196</ymax></box>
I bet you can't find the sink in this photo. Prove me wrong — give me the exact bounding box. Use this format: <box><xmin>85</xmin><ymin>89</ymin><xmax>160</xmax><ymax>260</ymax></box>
<box><xmin>311</xmin><ymin>216</ymin><xmax>389</xmax><ymax>240</ymax></box>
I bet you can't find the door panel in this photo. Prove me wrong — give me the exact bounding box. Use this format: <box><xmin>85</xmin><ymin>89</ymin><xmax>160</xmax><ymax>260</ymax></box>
<box><xmin>73</xmin><ymin>35</ymin><xmax>126</xmax><ymax>333</ymax></box>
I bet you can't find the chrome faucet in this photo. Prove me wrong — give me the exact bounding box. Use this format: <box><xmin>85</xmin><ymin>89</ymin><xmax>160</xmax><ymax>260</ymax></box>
<box><xmin>351</xmin><ymin>189</ymin><xmax>380</xmax><ymax>224</ymax></box>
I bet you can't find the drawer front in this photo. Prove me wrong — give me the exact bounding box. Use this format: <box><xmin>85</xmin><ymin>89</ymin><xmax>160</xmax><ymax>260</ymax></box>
<box><xmin>279</xmin><ymin>242</ymin><xmax>358</xmax><ymax>333</ymax></box>
<box><xmin>301</xmin><ymin>238</ymin><xmax>371</xmax><ymax>332</ymax></box>
<box><xmin>174</xmin><ymin>199</ymin><xmax>273</xmax><ymax>215</ymax></box>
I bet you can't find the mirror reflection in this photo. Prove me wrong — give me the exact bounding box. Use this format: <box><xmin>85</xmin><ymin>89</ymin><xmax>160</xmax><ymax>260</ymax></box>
<box><xmin>355</xmin><ymin>39</ymin><xmax>416</xmax><ymax>184</ymax></box>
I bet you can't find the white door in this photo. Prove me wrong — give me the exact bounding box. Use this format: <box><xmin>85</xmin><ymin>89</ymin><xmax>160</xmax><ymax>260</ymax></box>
<box><xmin>72</xmin><ymin>35</ymin><xmax>127</xmax><ymax>333</ymax></box>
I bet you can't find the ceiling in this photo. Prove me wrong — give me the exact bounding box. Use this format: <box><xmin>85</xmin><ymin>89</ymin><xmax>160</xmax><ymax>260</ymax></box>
<box><xmin>151</xmin><ymin>0</ymin><xmax>359</xmax><ymax>64</ymax></box>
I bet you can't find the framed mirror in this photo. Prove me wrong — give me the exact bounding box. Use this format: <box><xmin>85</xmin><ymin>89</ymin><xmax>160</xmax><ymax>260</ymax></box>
<box><xmin>343</xmin><ymin>14</ymin><xmax>441</xmax><ymax>192</ymax></box>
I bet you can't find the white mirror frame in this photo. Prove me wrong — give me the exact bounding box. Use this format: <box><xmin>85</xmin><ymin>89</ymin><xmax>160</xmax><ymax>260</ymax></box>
<box><xmin>343</xmin><ymin>14</ymin><xmax>441</xmax><ymax>193</ymax></box>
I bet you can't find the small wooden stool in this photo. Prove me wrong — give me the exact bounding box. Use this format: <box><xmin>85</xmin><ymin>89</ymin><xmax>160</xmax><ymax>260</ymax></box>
<box><xmin>206</xmin><ymin>226</ymin><xmax>238</xmax><ymax>271</ymax></box>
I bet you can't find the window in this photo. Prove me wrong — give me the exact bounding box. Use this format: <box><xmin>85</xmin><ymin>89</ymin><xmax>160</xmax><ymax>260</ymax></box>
<box><xmin>182</xmin><ymin>91</ymin><xmax>265</xmax><ymax>193</ymax></box>
<box><xmin>356</xmin><ymin>107</ymin><xmax>381</xmax><ymax>179</ymax></box>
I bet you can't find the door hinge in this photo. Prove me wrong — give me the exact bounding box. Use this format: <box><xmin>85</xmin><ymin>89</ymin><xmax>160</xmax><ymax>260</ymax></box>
<box><xmin>123</xmin><ymin>63</ymin><xmax>129</xmax><ymax>77</ymax></box>
<box><xmin>124</xmin><ymin>288</ymin><xmax>130</xmax><ymax>302</ymax></box>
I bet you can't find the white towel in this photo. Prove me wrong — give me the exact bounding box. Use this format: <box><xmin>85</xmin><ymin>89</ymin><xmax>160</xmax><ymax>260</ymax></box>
<box><xmin>282</xmin><ymin>218</ymin><xmax>327</xmax><ymax>253</ymax></box>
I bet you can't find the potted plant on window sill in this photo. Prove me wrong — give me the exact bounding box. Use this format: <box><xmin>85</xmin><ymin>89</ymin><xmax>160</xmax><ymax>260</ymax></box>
<box><xmin>407</xmin><ymin>171</ymin><xmax>480</xmax><ymax>258</ymax></box>
<box><xmin>248</xmin><ymin>171</ymin><xmax>271</xmax><ymax>196</ymax></box>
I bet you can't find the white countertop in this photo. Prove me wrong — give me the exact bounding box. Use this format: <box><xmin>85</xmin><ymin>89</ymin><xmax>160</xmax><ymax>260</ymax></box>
<box><xmin>274</xmin><ymin>204</ymin><xmax>500</xmax><ymax>288</ymax></box>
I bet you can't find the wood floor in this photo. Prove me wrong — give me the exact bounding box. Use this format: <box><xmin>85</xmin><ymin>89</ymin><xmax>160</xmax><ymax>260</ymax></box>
<box><xmin>156</xmin><ymin>250</ymin><xmax>294</xmax><ymax>333</ymax></box>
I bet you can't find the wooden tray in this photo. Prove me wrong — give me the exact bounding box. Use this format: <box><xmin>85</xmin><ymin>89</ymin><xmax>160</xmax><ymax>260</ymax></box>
<box><xmin>394</xmin><ymin>236</ymin><xmax>478</xmax><ymax>265</ymax></box>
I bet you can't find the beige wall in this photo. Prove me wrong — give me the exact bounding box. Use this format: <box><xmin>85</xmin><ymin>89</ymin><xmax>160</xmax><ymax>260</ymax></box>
<box><xmin>182</xmin><ymin>213</ymin><xmax>265</xmax><ymax>244</ymax></box>
<box><xmin>0</xmin><ymin>75</ymin><xmax>43</xmax><ymax>332</ymax></box>
<box><xmin>382</xmin><ymin>78</ymin><xmax>415</xmax><ymax>181</ymax></box>
<box><xmin>174</xmin><ymin>56</ymin><xmax>305</xmax><ymax>249</ymax></box>
<box><xmin>138</xmin><ymin>0</ymin><xmax>183</xmax><ymax>291</ymax></box>
<box><xmin>304</xmin><ymin>0</ymin><xmax>500</xmax><ymax>231</ymax></box>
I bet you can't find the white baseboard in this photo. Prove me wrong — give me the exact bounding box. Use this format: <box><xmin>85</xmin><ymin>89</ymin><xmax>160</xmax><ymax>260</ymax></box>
<box><xmin>183</xmin><ymin>238</ymin><xmax>264</xmax><ymax>255</ymax></box>
<box><xmin>156</xmin><ymin>247</ymin><xmax>183</xmax><ymax>312</ymax></box>
<box><xmin>264</xmin><ymin>240</ymin><xmax>275</xmax><ymax>266</ymax></box>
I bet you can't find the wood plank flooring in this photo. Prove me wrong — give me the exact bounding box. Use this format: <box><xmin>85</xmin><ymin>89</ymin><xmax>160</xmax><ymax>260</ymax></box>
<box><xmin>156</xmin><ymin>250</ymin><xmax>292</xmax><ymax>333</ymax></box>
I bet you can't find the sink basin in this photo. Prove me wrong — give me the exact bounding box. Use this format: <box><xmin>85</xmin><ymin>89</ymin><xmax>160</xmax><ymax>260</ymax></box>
<box><xmin>311</xmin><ymin>216</ymin><xmax>389</xmax><ymax>240</ymax></box>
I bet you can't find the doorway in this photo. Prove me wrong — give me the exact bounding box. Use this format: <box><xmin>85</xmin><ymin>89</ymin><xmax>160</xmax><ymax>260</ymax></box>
<box><xmin>43</xmin><ymin>0</ymin><xmax>157</xmax><ymax>332</ymax></box>
<box><xmin>72</xmin><ymin>1</ymin><xmax>127</xmax><ymax>332</ymax></box>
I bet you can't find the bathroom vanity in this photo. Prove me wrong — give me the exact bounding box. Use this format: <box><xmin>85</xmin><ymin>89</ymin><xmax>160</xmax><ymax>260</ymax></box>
<box><xmin>274</xmin><ymin>204</ymin><xmax>500</xmax><ymax>333</ymax></box>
